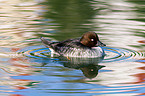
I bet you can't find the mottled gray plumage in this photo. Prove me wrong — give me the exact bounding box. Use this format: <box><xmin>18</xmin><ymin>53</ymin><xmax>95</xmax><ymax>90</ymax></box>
<box><xmin>40</xmin><ymin>32</ymin><xmax>106</xmax><ymax>58</ymax></box>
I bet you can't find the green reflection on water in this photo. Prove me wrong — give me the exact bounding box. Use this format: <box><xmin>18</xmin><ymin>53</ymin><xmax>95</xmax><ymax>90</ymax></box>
<box><xmin>127</xmin><ymin>0</ymin><xmax>145</xmax><ymax>38</ymax></box>
<box><xmin>40</xmin><ymin>0</ymin><xmax>99</xmax><ymax>40</ymax></box>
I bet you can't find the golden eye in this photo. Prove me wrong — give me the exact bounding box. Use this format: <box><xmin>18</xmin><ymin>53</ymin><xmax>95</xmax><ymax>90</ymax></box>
<box><xmin>91</xmin><ymin>39</ymin><xmax>94</xmax><ymax>41</ymax></box>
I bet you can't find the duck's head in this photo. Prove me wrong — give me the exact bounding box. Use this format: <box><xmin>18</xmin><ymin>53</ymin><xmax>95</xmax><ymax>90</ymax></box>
<box><xmin>80</xmin><ymin>32</ymin><xmax>106</xmax><ymax>48</ymax></box>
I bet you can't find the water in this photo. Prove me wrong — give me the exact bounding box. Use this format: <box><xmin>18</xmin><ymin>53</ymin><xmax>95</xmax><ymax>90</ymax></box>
<box><xmin>0</xmin><ymin>0</ymin><xmax>145</xmax><ymax>96</ymax></box>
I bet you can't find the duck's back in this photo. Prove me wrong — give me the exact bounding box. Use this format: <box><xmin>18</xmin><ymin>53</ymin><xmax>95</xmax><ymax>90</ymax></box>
<box><xmin>53</xmin><ymin>39</ymin><xmax>104</xmax><ymax>58</ymax></box>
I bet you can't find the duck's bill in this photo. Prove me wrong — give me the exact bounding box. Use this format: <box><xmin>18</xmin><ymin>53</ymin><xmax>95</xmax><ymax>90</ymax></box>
<box><xmin>96</xmin><ymin>40</ymin><xmax>106</xmax><ymax>47</ymax></box>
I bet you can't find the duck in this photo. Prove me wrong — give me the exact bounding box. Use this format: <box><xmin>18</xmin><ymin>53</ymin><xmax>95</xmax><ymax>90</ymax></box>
<box><xmin>40</xmin><ymin>32</ymin><xmax>106</xmax><ymax>58</ymax></box>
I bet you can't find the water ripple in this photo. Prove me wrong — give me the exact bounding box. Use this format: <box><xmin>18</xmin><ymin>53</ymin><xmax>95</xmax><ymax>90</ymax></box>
<box><xmin>20</xmin><ymin>47</ymin><xmax>50</xmax><ymax>58</ymax></box>
<box><xmin>19</xmin><ymin>46</ymin><xmax>144</xmax><ymax>63</ymax></box>
<box><xmin>0</xmin><ymin>36</ymin><xmax>12</xmax><ymax>40</ymax></box>
<box><xmin>103</xmin><ymin>47</ymin><xmax>144</xmax><ymax>63</ymax></box>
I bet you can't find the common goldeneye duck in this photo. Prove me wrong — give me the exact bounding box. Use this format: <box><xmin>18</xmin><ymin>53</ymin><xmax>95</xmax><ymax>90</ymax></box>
<box><xmin>40</xmin><ymin>32</ymin><xmax>106</xmax><ymax>58</ymax></box>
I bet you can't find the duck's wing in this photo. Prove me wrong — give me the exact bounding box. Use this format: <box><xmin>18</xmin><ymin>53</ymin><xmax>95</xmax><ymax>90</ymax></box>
<box><xmin>56</xmin><ymin>38</ymin><xmax>81</xmax><ymax>47</ymax></box>
<box><xmin>40</xmin><ymin>37</ymin><xmax>58</xmax><ymax>48</ymax></box>
<box><xmin>41</xmin><ymin>37</ymin><xmax>84</xmax><ymax>50</ymax></box>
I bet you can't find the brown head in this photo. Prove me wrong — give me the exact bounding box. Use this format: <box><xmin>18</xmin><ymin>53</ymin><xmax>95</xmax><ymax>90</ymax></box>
<box><xmin>80</xmin><ymin>32</ymin><xmax>106</xmax><ymax>48</ymax></box>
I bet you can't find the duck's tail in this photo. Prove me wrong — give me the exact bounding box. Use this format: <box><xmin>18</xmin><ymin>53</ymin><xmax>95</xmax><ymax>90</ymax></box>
<box><xmin>40</xmin><ymin>37</ymin><xmax>52</xmax><ymax>48</ymax></box>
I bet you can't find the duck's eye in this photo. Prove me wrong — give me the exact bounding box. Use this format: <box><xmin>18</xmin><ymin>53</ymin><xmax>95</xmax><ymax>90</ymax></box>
<box><xmin>91</xmin><ymin>39</ymin><xmax>94</xmax><ymax>41</ymax></box>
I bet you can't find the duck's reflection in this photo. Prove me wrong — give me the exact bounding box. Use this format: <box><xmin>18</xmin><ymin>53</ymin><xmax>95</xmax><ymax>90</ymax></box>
<box><xmin>60</xmin><ymin>56</ymin><xmax>105</xmax><ymax>79</ymax></box>
<box><xmin>80</xmin><ymin>64</ymin><xmax>105</xmax><ymax>79</ymax></box>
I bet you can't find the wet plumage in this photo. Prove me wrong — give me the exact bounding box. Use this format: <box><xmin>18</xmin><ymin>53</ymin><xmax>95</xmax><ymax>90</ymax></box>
<box><xmin>41</xmin><ymin>32</ymin><xmax>106</xmax><ymax>58</ymax></box>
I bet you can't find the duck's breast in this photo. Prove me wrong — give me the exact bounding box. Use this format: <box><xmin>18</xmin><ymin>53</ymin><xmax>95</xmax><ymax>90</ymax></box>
<box><xmin>61</xmin><ymin>47</ymin><xmax>104</xmax><ymax>58</ymax></box>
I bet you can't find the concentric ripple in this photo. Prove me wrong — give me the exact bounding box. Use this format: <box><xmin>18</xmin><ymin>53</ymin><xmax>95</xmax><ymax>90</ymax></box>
<box><xmin>19</xmin><ymin>46</ymin><xmax>144</xmax><ymax>62</ymax></box>
<box><xmin>16</xmin><ymin>46</ymin><xmax>48</xmax><ymax>58</ymax></box>
<box><xmin>19</xmin><ymin>47</ymin><xmax>51</xmax><ymax>58</ymax></box>
<box><xmin>103</xmin><ymin>47</ymin><xmax>144</xmax><ymax>63</ymax></box>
